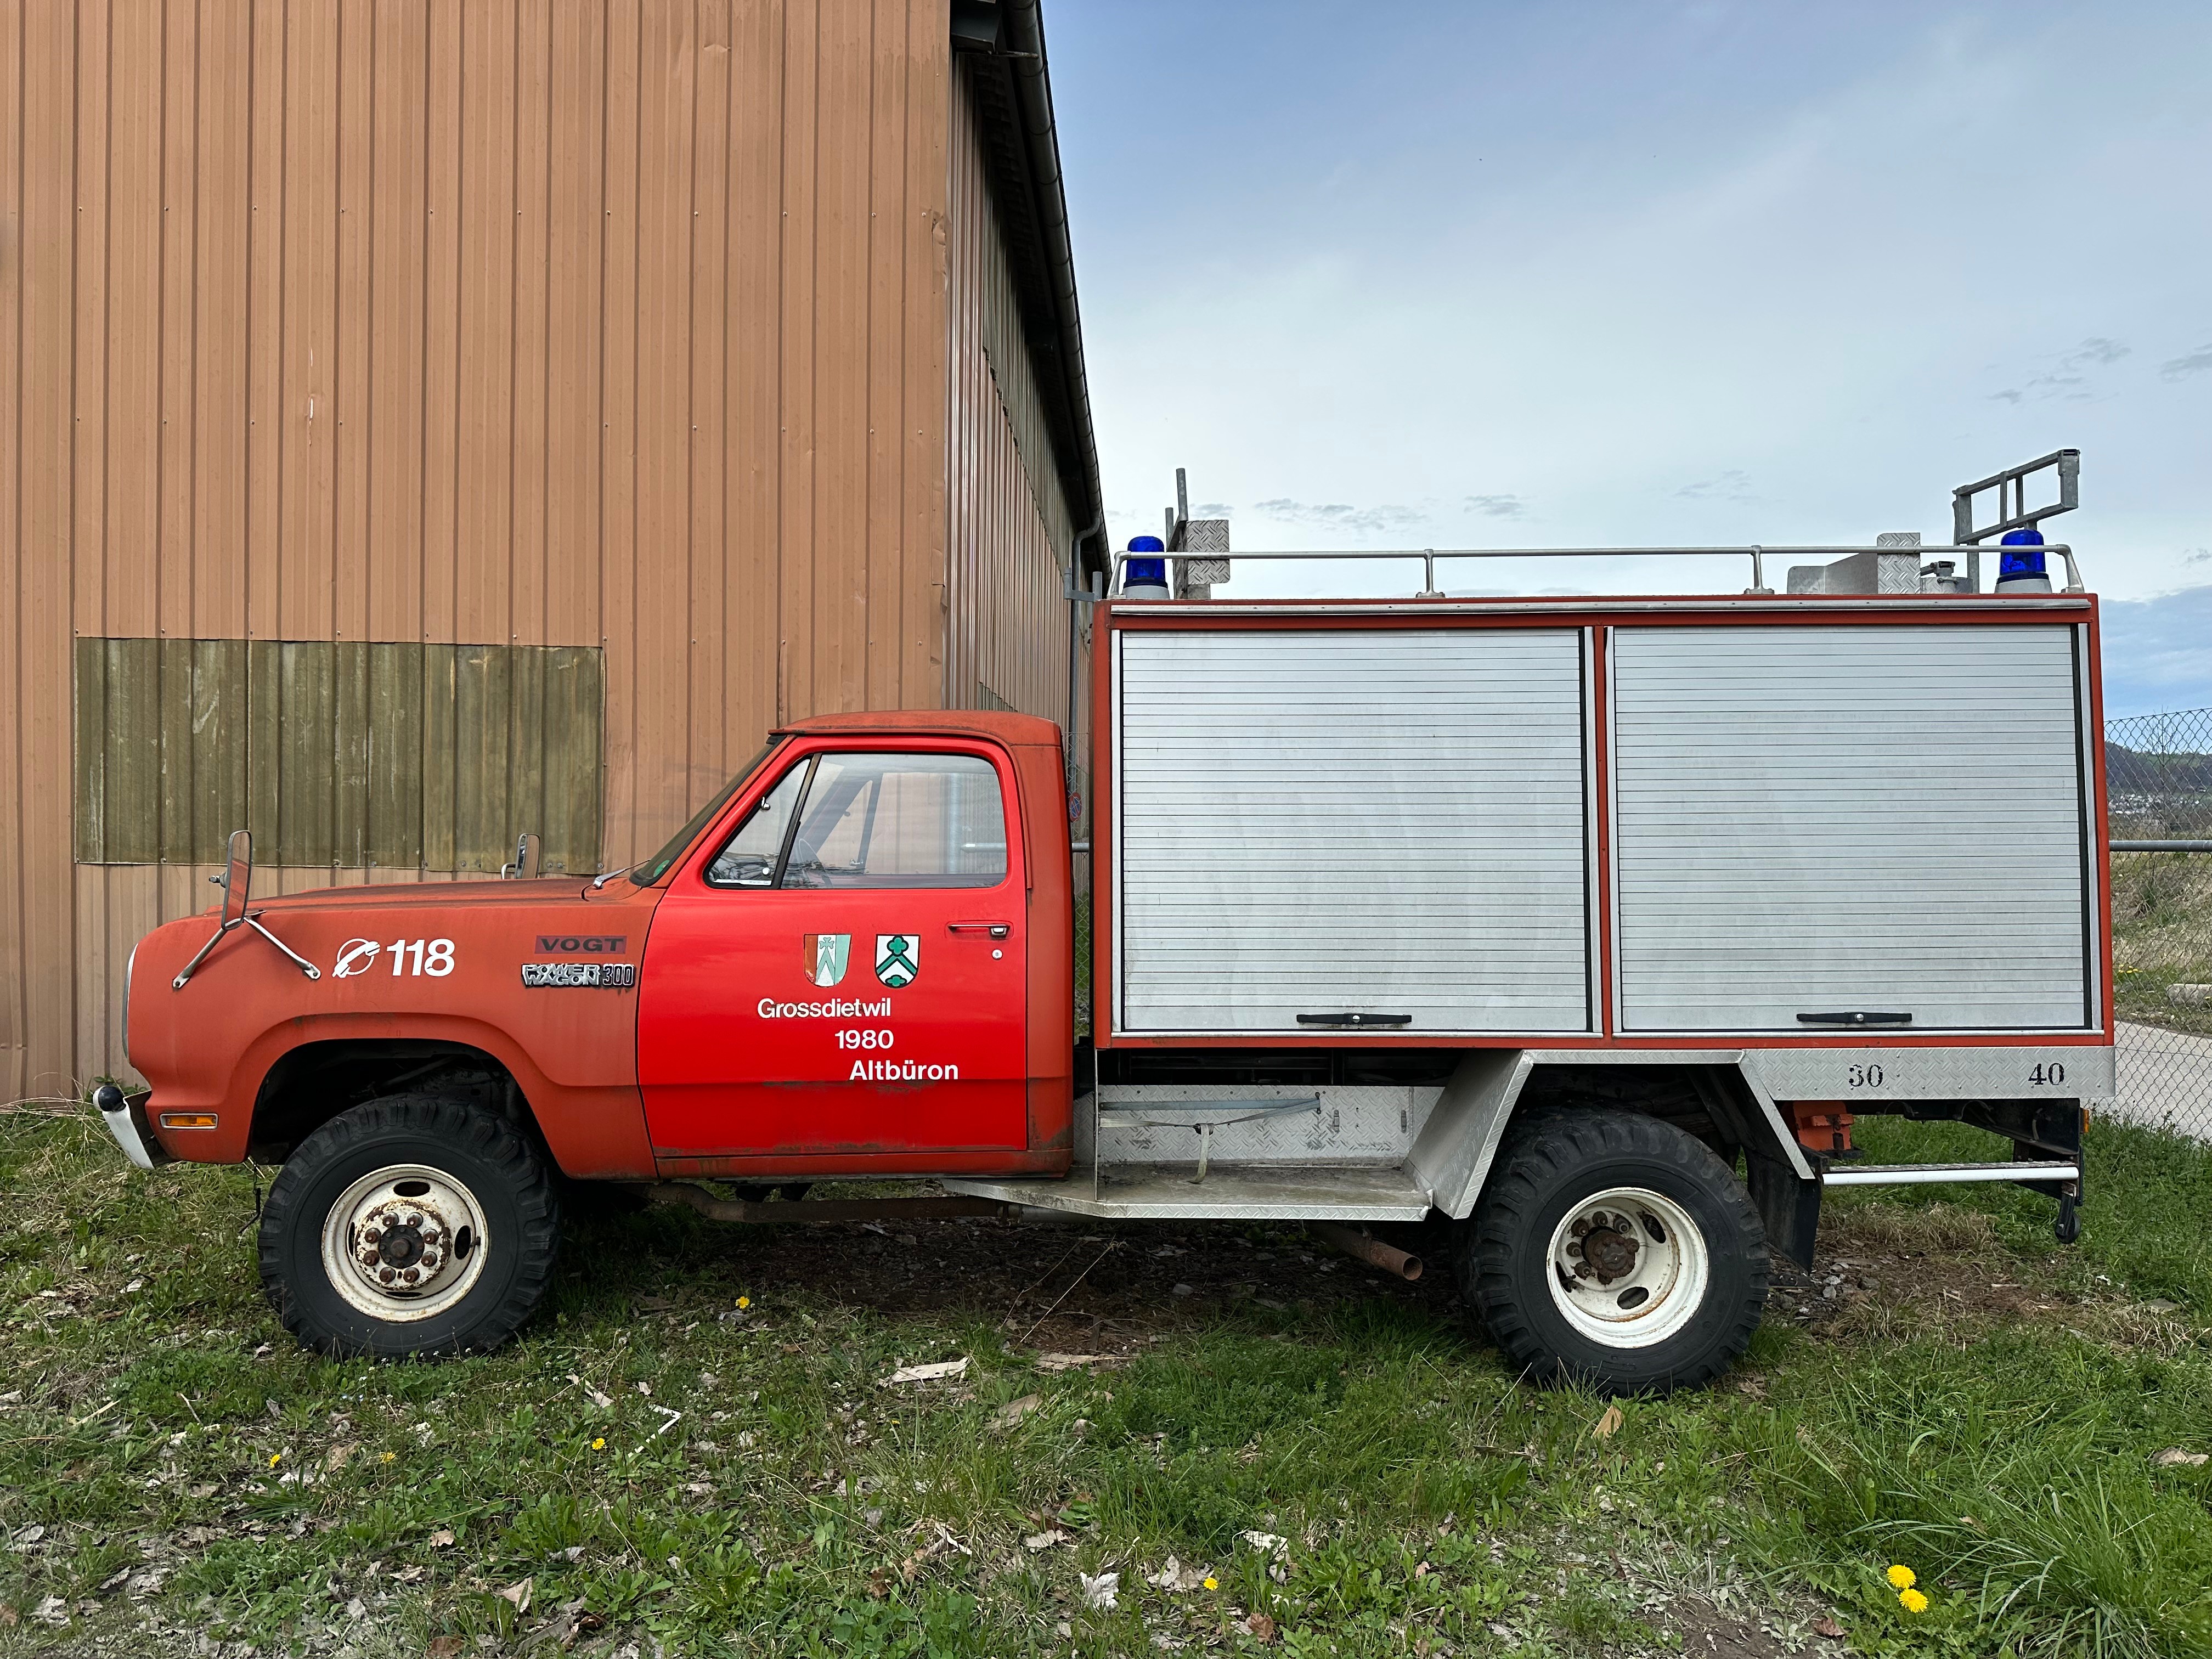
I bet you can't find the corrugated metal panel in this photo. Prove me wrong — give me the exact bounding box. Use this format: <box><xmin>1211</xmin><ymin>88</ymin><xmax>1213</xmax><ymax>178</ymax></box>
<box><xmin>73</xmin><ymin>640</ymin><xmax>602</xmax><ymax>874</ymax></box>
<box><xmin>946</xmin><ymin>55</ymin><xmax>1081</xmax><ymax>746</ymax></box>
<box><xmin>1610</xmin><ymin>625</ymin><xmax>2091</xmax><ymax>1032</ymax></box>
<box><xmin>1115</xmin><ymin>629</ymin><xmax>1592</xmax><ymax>1034</ymax></box>
<box><xmin>2</xmin><ymin>1</ymin><xmax>961</xmax><ymax>1095</ymax></box>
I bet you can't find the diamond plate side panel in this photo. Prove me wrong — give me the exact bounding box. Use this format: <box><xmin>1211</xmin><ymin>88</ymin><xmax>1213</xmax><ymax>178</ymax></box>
<box><xmin>1093</xmin><ymin>1084</ymin><xmax>1438</xmax><ymax>1167</ymax></box>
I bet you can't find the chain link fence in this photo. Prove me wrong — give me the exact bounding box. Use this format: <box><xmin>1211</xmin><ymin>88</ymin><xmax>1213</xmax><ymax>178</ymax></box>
<box><xmin>2107</xmin><ymin>705</ymin><xmax>2212</xmax><ymax>1139</ymax></box>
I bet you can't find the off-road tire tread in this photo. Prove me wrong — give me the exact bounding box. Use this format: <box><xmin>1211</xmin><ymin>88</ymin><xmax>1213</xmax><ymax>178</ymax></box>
<box><xmin>1455</xmin><ymin>1108</ymin><xmax>1767</xmax><ymax>1395</ymax></box>
<box><xmin>259</xmin><ymin>1093</ymin><xmax>561</xmax><ymax>1358</ymax></box>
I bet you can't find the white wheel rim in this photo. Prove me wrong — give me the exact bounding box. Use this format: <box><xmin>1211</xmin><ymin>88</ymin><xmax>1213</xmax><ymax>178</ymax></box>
<box><xmin>1543</xmin><ymin>1186</ymin><xmax>1708</xmax><ymax>1350</ymax></box>
<box><xmin>319</xmin><ymin>1163</ymin><xmax>490</xmax><ymax>1324</ymax></box>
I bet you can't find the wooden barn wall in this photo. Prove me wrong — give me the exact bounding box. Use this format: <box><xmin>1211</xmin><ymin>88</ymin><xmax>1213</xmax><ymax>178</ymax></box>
<box><xmin>1</xmin><ymin>0</ymin><xmax>956</xmax><ymax>1098</ymax></box>
<box><xmin>944</xmin><ymin>54</ymin><xmax>1081</xmax><ymax>766</ymax></box>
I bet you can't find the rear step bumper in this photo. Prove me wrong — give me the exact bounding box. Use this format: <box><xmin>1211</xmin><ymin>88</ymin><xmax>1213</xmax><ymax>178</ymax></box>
<box><xmin>1821</xmin><ymin>1160</ymin><xmax>2079</xmax><ymax>1187</ymax></box>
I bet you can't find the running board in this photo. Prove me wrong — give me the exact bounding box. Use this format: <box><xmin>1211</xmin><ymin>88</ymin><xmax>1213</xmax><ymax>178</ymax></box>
<box><xmin>1820</xmin><ymin>1160</ymin><xmax>2079</xmax><ymax>1188</ymax></box>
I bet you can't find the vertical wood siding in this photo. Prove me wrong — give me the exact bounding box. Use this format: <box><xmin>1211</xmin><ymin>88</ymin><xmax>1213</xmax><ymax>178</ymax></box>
<box><xmin>945</xmin><ymin>55</ymin><xmax>1081</xmax><ymax>748</ymax></box>
<box><xmin>73</xmin><ymin>639</ymin><xmax>603</xmax><ymax>873</ymax></box>
<box><xmin>1</xmin><ymin>0</ymin><xmax>957</xmax><ymax>1096</ymax></box>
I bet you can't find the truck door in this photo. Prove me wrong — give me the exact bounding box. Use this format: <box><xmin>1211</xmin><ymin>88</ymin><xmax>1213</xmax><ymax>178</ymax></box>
<box><xmin>637</xmin><ymin>741</ymin><xmax>1030</xmax><ymax>1163</ymax></box>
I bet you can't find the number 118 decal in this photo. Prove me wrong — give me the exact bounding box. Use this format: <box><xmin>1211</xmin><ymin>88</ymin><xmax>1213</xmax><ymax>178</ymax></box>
<box><xmin>332</xmin><ymin>938</ymin><xmax>456</xmax><ymax>979</ymax></box>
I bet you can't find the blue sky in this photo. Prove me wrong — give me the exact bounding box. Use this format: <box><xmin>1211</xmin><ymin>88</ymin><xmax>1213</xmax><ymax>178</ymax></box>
<box><xmin>1046</xmin><ymin>1</ymin><xmax>2212</xmax><ymax>718</ymax></box>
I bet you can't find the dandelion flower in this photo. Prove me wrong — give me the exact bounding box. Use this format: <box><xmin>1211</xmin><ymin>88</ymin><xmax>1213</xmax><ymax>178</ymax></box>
<box><xmin>381</xmin><ymin>1452</ymin><xmax>397</xmax><ymax>1464</ymax></box>
<box><xmin>737</xmin><ymin>1296</ymin><xmax>751</xmax><ymax>1310</ymax></box>
<box><xmin>1202</xmin><ymin>1577</ymin><xmax>1218</xmax><ymax>1592</ymax></box>
<box><xmin>1899</xmin><ymin>1587</ymin><xmax>1928</xmax><ymax>1615</ymax></box>
<box><xmin>1886</xmin><ymin>1565</ymin><xmax>1916</xmax><ymax>1590</ymax></box>
<box><xmin>268</xmin><ymin>1452</ymin><xmax>282</xmax><ymax>1467</ymax></box>
<box><xmin>592</xmin><ymin>1437</ymin><xmax>606</xmax><ymax>1451</ymax></box>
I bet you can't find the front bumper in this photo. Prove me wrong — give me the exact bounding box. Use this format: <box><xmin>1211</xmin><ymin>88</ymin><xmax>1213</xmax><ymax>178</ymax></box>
<box><xmin>96</xmin><ymin>1087</ymin><xmax>173</xmax><ymax>1172</ymax></box>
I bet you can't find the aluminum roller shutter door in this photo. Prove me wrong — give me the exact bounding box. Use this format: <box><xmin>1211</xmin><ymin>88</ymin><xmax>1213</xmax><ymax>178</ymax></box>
<box><xmin>1115</xmin><ymin>629</ymin><xmax>1592</xmax><ymax>1034</ymax></box>
<box><xmin>1610</xmin><ymin>624</ymin><xmax>2091</xmax><ymax>1032</ymax></box>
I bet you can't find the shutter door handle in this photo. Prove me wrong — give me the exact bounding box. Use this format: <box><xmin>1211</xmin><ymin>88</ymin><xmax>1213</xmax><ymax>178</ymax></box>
<box><xmin>949</xmin><ymin>922</ymin><xmax>1011</xmax><ymax>939</ymax></box>
<box><xmin>1796</xmin><ymin>1011</ymin><xmax>1913</xmax><ymax>1026</ymax></box>
<box><xmin>1296</xmin><ymin>1012</ymin><xmax>1413</xmax><ymax>1028</ymax></box>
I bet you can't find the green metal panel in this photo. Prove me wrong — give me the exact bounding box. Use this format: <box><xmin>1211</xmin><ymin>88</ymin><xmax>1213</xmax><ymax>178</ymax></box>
<box><xmin>74</xmin><ymin>639</ymin><xmax>605</xmax><ymax>872</ymax></box>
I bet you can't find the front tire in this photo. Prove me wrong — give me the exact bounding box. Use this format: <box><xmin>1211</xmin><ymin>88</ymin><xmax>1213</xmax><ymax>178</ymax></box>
<box><xmin>1452</xmin><ymin>1109</ymin><xmax>1767</xmax><ymax>1395</ymax></box>
<box><xmin>259</xmin><ymin>1094</ymin><xmax>561</xmax><ymax>1358</ymax></box>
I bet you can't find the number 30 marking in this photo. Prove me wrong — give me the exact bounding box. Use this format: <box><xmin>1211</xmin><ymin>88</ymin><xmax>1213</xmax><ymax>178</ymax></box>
<box><xmin>1847</xmin><ymin>1063</ymin><xmax>1884</xmax><ymax>1088</ymax></box>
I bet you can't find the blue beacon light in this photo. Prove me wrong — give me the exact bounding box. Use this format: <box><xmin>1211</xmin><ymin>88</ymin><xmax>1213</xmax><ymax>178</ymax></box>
<box><xmin>1123</xmin><ymin>535</ymin><xmax>1170</xmax><ymax>599</ymax></box>
<box><xmin>1994</xmin><ymin>527</ymin><xmax>2051</xmax><ymax>595</ymax></box>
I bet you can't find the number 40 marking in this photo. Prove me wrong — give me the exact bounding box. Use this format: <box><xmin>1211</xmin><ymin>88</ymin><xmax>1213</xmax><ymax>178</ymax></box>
<box><xmin>2030</xmin><ymin>1062</ymin><xmax>2067</xmax><ymax>1087</ymax></box>
<box><xmin>386</xmin><ymin>938</ymin><xmax>456</xmax><ymax>978</ymax></box>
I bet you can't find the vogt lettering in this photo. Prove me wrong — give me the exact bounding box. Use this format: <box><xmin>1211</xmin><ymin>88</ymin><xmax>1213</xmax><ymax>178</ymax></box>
<box><xmin>535</xmin><ymin>934</ymin><xmax>628</xmax><ymax>954</ymax></box>
<box><xmin>757</xmin><ymin>997</ymin><xmax>894</xmax><ymax>1019</ymax></box>
<box><xmin>849</xmin><ymin>1059</ymin><xmax>960</xmax><ymax>1082</ymax></box>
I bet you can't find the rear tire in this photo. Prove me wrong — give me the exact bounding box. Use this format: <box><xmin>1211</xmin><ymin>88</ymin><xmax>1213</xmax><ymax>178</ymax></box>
<box><xmin>259</xmin><ymin>1093</ymin><xmax>561</xmax><ymax>1358</ymax></box>
<box><xmin>1452</xmin><ymin>1109</ymin><xmax>1767</xmax><ymax>1395</ymax></box>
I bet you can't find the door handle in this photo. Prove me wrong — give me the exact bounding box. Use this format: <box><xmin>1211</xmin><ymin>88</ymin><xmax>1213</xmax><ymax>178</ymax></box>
<box><xmin>948</xmin><ymin>922</ymin><xmax>1011</xmax><ymax>939</ymax></box>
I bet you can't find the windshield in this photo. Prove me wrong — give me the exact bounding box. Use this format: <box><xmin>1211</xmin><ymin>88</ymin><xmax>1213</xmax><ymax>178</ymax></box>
<box><xmin>627</xmin><ymin>740</ymin><xmax>785</xmax><ymax>887</ymax></box>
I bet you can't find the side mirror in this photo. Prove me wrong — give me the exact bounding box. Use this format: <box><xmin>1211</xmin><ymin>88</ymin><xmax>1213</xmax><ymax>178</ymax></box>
<box><xmin>505</xmin><ymin>833</ymin><xmax>541</xmax><ymax>881</ymax></box>
<box><xmin>217</xmin><ymin>828</ymin><xmax>252</xmax><ymax>925</ymax></box>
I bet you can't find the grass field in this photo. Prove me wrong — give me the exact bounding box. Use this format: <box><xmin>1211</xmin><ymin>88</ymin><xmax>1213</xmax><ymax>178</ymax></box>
<box><xmin>3</xmin><ymin>1108</ymin><xmax>2211</xmax><ymax>1659</ymax></box>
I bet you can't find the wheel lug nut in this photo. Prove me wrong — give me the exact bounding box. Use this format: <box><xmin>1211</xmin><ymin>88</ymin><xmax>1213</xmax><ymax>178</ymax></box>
<box><xmin>1565</xmin><ymin>1240</ymin><xmax>1583</xmax><ymax>1258</ymax></box>
<box><xmin>1570</xmin><ymin>1219</ymin><xmax>1590</xmax><ymax>1238</ymax></box>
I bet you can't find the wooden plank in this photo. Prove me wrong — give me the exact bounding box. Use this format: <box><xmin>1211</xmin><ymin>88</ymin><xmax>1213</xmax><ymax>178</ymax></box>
<box><xmin>73</xmin><ymin>640</ymin><xmax>108</xmax><ymax>864</ymax></box>
<box><xmin>279</xmin><ymin>0</ymin><xmax>340</xmax><ymax>642</ymax></box>
<box><xmin>0</xmin><ymin>0</ymin><xmax>24</xmax><ymax>1079</ymax></box>
<box><xmin>332</xmin><ymin>640</ymin><xmax>371</xmax><ymax>867</ymax></box>
<box><xmin>544</xmin><ymin>0</ymin><xmax>605</xmax><ymax>656</ymax></box>
<box><xmin>864</xmin><ymin>0</ymin><xmax>907</xmax><ymax>715</ymax></box>
<box><xmin>420</xmin><ymin>0</ymin><xmax>464</xmax><ymax>645</ymax></box>
<box><xmin>451</xmin><ymin>645</ymin><xmax>512</xmax><ymax>872</ymax></box>
<box><xmin>244</xmin><ymin>640</ymin><xmax>283</xmax><ymax>858</ymax></box>
<box><xmin>777</xmin><ymin>0</ymin><xmax>819</xmax><ymax>728</ymax></box>
<box><xmin>596</xmin><ymin>0</ymin><xmax>640</xmax><ymax>860</ymax></box>
<box><xmin>71</xmin><ymin>0</ymin><xmax>110</xmax><ymax>642</ymax></box>
<box><xmin>726</xmin><ymin>0</ymin><xmax>783</xmax><ymax>775</ymax></box>
<box><xmin>157</xmin><ymin>0</ymin><xmax>200</xmax><ymax>641</ymax></box>
<box><xmin>193</xmin><ymin>0</ymin><xmax>250</xmax><ymax>640</ymax></box>
<box><xmin>366</xmin><ymin>641</ymin><xmax>425</xmax><ymax>868</ymax></box>
<box><xmin>17</xmin><ymin>0</ymin><xmax>77</xmax><ymax>1094</ymax></box>
<box><xmin>190</xmin><ymin>638</ymin><xmax>249</xmax><ymax>864</ymax></box>
<box><xmin>367</xmin><ymin>0</ymin><xmax>428</xmax><ymax>645</ymax></box>
<box><xmin>688</xmin><ymin>0</ymin><xmax>731</xmax><ymax>789</ymax></box>
<box><xmin>541</xmin><ymin>647</ymin><xmax>603</xmax><ymax>872</ymax></box>
<box><xmin>901</xmin><ymin>4</ymin><xmax>949</xmax><ymax>712</ymax></box>
<box><xmin>332</xmin><ymin>0</ymin><xmax>376</xmax><ymax>645</ymax></box>
<box><xmin>513</xmin><ymin>0</ymin><xmax>552</xmax><ymax>646</ymax></box>
<box><xmin>455</xmin><ymin>0</ymin><xmax>517</xmax><ymax>648</ymax></box>
<box><xmin>245</xmin><ymin>0</ymin><xmax>286</xmax><ymax>645</ymax></box>
<box><xmin>508</xmin><ymin>642</ymin><xmax>548</xmax><ymax>866</ymax></box>
<box><xmin>156</xmin><ymin>639</ymin><xmax>195</xmax><ymax>861</ymax></box>
<box><xmin>276</xmin><ymin>641</ymin><xmax>336</xmax><ymax>866</ymax></box>
<box><xmin>631</xmin><ymin>0</ymin><xmax>695</xmax><ymax>838</ymax></box>
<box><xmin>816</xmin><ymin>0</ymin><xmax>870</xmax><ymax>721</ymax></box>
<box><xmin>101</xmin><ymin>640</ymin><xmax>162</xmax><ymax>864</ymax></box>
<box><xmin>420</xmin><ymin>644</ymin><xmax>458</xmax><ymax>870</ymax></box>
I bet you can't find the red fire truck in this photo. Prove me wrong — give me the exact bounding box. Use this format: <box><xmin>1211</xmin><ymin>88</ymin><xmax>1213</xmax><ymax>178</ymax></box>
<box><xmin>99</xmin><ymin>454</ymin><xmax>2107</xmax><ymax>1393</ymax></box>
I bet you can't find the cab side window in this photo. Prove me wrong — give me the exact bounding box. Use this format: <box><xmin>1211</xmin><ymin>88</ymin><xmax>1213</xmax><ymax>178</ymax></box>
<box><xmin>705</xmin><ymin>752</ymin><xmax>1008</xmax><ymax>890</ymax></box>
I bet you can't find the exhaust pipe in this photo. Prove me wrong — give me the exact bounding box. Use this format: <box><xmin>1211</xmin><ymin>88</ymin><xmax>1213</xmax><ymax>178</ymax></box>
<box><xmin>1310</xmin><ymin>1221</ymin><xmax>1423</xmax><ymax>1282</ymax></box>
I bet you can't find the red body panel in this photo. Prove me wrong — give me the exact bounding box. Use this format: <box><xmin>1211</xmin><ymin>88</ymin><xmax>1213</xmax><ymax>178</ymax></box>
<box><xmin>638</xmin><ymin>736</ymin><xmax>1034</xmax><ymax>1165</ymax></box>
<box><xmin>127</xmin><ymin>878</ymin><xmax>663</xmax><ymax>1176</ymax></box>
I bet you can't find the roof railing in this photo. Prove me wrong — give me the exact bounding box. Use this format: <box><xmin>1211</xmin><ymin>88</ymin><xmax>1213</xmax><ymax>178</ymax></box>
<box><xmin>1103</xmin><ymin>543</ymin><xmax>2083</xmax><ymax>601</ymax></box>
